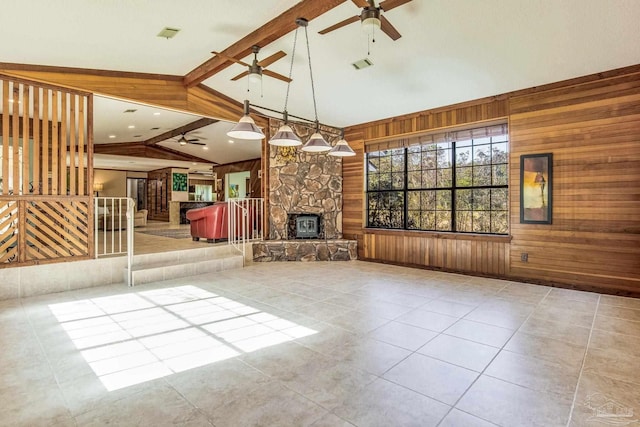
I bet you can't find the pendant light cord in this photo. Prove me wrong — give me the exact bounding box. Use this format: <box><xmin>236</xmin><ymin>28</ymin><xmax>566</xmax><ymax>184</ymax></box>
<box><xmin>304</xmin><ymin>25</ymin><xmax>319</xmax><ymax>124</ymax></box>
<box><xmin>283</xmin><ymin>27</ymin><xmax>299</xmax><ymax>114</ymax></box>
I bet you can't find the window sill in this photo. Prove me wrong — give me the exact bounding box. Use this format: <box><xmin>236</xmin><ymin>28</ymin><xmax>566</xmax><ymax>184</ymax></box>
<box><xmin>364</xmin><ymin>228</ymin><xmax>512</xmax><ymax>243</ymax></box>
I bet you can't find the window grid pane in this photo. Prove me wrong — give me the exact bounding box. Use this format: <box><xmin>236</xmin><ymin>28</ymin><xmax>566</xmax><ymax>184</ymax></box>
<box><xmin>366</xmin><ymin>128</ymin><xmax>508</xmax><ymax>235</ymax></box>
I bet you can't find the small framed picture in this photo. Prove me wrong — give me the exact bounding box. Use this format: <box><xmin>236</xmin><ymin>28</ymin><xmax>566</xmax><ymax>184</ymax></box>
<box><xmin>520</xmin><ymin>153</ymin><xmax>552</xmax><ymax>224</ymax></box>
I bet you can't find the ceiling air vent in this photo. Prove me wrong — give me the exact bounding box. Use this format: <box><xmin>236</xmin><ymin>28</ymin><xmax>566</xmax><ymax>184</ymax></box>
<box><xmin>157</xmin><ymin>27</ymin><xmax>180</xmax><ymax>39</ymax></box>
<box><xmin>352</xmin><ymin>58</ymin><xmax>373</xmax><ymax>70</ymax></box>
<box><xmin>123</xmin><ymin>109</ymin><xmax>137</xmax><ymax>113</ymax></box>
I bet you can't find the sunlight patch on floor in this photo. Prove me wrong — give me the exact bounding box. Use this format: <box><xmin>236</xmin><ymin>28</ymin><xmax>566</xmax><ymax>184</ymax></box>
<box><xmin>49</xmin><ymin>285</ymin><xmax>316</xmax><ymax>391</ymax></box>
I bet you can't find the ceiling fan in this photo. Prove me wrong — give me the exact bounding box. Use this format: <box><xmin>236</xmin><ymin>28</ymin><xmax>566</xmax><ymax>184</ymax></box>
<box><xmin>212</xmin><ymin>45</ymin><xmax>291</xmax><ymax>83</ymax></box>
<box><xmin>319</xmin><ymin>0</ymin><xmax>412</xmax><ymax>41</ymax></box>
<box><xmin>170</xmin><ymin>132</ymin><xmax>206</xmax><ymax>146</ymax></box>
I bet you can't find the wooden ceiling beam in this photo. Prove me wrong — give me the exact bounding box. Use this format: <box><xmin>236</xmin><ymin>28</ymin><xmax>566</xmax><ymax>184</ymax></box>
<box><xmin>183</xmin><ymin>0</ymin><xmax>346</xmax><ymax>88</ymax></box>
<box><xmin>143</xmin><ymin>117</ymin><xmax>218</xmax><ymax>146</ymax></box>
<box><xmin>94</xmin><ymin>142</ymin><xmax>213</xmax><ymax>163</ymax></box>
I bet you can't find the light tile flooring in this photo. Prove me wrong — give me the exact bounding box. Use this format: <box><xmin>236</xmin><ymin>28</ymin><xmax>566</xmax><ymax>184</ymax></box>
<box><xmin>2</xmin><ymin>261</ymin><xmax>640</xmax><ymax>426</ymax></box>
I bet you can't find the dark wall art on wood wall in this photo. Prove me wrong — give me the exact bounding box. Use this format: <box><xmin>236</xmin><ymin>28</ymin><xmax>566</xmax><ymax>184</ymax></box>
<box><xmin>520</xmin><ymin>153</ymin><xmax>553</xmax><ymax>224</ymax></box>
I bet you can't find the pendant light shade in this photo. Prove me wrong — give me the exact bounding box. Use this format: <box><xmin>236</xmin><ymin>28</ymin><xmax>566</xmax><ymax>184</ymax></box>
<box><xmin>301</xmin><ymin>129</ymin><xmax>331</xmax><ymax>153</ymax></box>
<box><xmin>328</xmin><ymin>137</ymin><xmax>356</xmax><ymax>157</ymax></box>
<box><xmin>269</xmin><ymin>111</ymin><xmax>301</xmax><ymax>146</ymax></box>
<box><xmin>227</xmin><ymin>100</ymin><xmax>265</xmax><ymax>140</ymax></box>
<box><xmin>270</xmin><ymin>124</ymin><xmax>302</xmax><ymax>146</ymax></box>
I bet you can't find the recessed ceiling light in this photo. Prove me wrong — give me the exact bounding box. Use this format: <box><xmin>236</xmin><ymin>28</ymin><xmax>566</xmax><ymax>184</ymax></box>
<box><xmin>192</xmin><ymin>162</ymin><xmax>197</xmax><ymax>165</ymax></box>
<box><xmin>202</xmin><ymin>146</ymin><xmax>209</xmax><ymax>150</ymax></box>
<box><xmin>108</xmin><ymin>135</ymin><xmax>116</xmax><ymax>139</ymax></box>
<box><xmin>128</xmin><ymin>125</ymin><xmax>135</xmax><ymax>129</ymax></box>
<box><xmin>228</xmin><ymin>140</ymin><xmax>234</xmax><ymax>144</ymax></box>
<box><xmin>153</xmin><ymin>112</ymin><xmax>161</xmax><ymax>116</ymax></box>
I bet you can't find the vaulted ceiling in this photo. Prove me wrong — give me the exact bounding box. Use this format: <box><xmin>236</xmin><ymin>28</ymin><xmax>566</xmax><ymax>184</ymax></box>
<box><xmin>1</xmin><ymin>0</ymin><xmax>639</xmax><ymax>169</ymax></box>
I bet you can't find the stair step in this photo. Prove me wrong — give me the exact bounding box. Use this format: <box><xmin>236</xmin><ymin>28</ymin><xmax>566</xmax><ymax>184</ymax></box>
<box><xmin>125</xmin><ymin>245</ymin><xmax>244</xmax><ymax>286</ymax></box>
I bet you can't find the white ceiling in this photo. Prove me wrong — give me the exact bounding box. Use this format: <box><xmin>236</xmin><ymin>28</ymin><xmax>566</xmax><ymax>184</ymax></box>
<box><xmin>3</xmin><ymin>0</ymin><xmax>640</xmax><ymax>170</ymax></box>
<box><xmin>93</xmin><ymin>96</ymin><xmax>262</xmax><ymax>171</ymax></box>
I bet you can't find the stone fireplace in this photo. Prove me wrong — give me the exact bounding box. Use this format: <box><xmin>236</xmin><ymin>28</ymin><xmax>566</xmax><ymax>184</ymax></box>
<box><xmin>255</xmin><ymin>119</ymin><xmax>356</xmax><ymax>262</ymax></box>
<box><xmin>268</xmin><ymin>119</ymin><xmax>342</xmax><ymax>240</ymax></box>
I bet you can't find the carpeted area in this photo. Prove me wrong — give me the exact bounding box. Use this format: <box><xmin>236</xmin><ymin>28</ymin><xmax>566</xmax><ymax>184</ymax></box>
<box><xmin>136</xmin><ymin>228</ymin><xmax>193</xmax><ymax>239</ymax></box>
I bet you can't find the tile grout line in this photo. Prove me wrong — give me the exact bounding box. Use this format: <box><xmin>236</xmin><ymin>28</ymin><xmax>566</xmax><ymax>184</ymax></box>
<box><xmin>565</xmin><ymin>294</ymin><xmax>600</xmax><ymax>427</ymax></box>
<box><xmin>433</xmin><ymin>285</ymin><xmax>553</xmax><ymax>427</ymax></box>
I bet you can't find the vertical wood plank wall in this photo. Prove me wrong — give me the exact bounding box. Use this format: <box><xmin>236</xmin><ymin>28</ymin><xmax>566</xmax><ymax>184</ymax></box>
<box><xmin>509</xmin><ymin>71</ymin><xmax>640</xmax><ymax>293</ymax></box>
<box><xmin>0</xmin><ymin>76</ymin><xmax>93</xmax><ymax>267</ymax></box>
<box><xmin>344</xmin><ymin>66</ymin><xmax>640</xmax><ymax>293</ymax></box>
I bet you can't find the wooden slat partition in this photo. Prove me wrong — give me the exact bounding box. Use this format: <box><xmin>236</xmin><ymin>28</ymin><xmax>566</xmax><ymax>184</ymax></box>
<box><xmin>42</xmin><ymin>89</ymin><xmax>49</xmax><ymax>194</ymax></box>
<box><xmin>343</xmin><ymin>65</ymin><xmax>640</xmax><ymax>294</ymax></box>
<box><xmin>51</xmin><ymin>90</ymin><xmax>58</xmax><ymax>194</ymax></box>
<box><xmin>1</xmin><ymin>81</ymin><xmax>8</xmax><ymax>194</ymax></box>
<box><xmin>0</xmin><ymin>75</ymin><xmax>93</xmax><ymax>268</ymax></box>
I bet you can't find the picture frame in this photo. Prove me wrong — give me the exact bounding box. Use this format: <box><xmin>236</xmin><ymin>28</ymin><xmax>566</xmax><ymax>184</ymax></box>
<box><xmin>172</xmin><ymin>173</ymin><xmax>188</xmax><ymax>192</ymax></box>
<box><xmin>520</xmin><ymin>153</ymin><xmax>552</xmax><ymax>224</ymax></box>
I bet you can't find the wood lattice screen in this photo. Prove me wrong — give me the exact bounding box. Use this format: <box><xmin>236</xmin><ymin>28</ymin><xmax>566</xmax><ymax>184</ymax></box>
<box><xmin>0</xmin><ymin>76</ymin><xmax>93</xmax><ymax>267</ymax></box>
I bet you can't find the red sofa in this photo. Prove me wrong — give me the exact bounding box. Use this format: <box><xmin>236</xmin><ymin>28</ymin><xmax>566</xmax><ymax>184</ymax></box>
<box><xmin>185</xmin><ymin>203</ymin><xmax>229</xmax><ymax>243</ymax></box>
<box><xmin>186</xmin><ymin>202</ymin><xmax>256</xmax><ymax>243</ymax></box>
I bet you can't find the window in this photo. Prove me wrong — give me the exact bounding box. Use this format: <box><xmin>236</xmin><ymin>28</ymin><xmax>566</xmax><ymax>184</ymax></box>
<box><xmin>366</xmin><ymin>124</ymin><xmax>509</xmax><ymax>234</ymax></box>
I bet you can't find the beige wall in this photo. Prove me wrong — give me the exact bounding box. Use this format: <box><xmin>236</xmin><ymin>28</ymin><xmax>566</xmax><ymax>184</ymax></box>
<box><xmin>94</xmin><ymin>169</ymin><xmax>127</xmax><ymax>197</ymax></box>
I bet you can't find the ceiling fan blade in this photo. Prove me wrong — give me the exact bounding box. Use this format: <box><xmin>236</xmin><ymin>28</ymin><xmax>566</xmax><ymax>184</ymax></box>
<box><xmin>262</xmin><ymin>69</ymin><xmax>292</xmax><ymax>83</ymax></box>
<box><xmin>231</xmin><ymin>70</ymin><xmax>250</xmax><ymax>81</ymax></box>
<box><xmin>187</xmin><ymin>138</ymin><xmax>200</xmax><ymax>142</ymax></box>
<box><xmin>379</xmin><ymin>0</ymin><xmax>411</xmax><ymax>12</ymax></box>
<box><xmin>318</xmin><ymin>15</ymin><xmax>360</xmax><ymax>35</ymax></box>
<box><xmin>257</xmin><ymin>50</ymin><xmax>286</xmax><ymax>68</ymax></box>
<box><xmin>188</xmin><ymin>141</ymin><xmax>206</xmax><ymax>146</ymax></box>
<box><xmin>211</xmin><ymin>51</ymin><xmax>249</xmax><ymax>67</ymax></box>
<box><xmin>380</xmin><ymin>15</ymin><xmax>402</xmax><ymax>40</ymax></box>
<box><xmin>351</xmin><ymin>0</ymin><xmax>369</xmax><ymax>7</ymax></box>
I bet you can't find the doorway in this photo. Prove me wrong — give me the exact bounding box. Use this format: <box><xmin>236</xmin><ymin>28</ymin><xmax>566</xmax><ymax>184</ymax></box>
<box><xmin>127</xmin><ymin>178</ymin><xmax>147</xmax><ymax>211</ymax></box>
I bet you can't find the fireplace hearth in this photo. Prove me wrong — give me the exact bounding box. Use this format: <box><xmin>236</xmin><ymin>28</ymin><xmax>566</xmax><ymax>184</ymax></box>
<box><xmin>287</xmin><ymin>213</ymin><xmax>323</xmax><ymax>239</ymax></box>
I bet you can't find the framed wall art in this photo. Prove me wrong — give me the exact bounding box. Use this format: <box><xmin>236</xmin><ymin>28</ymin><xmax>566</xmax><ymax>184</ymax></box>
<box><xmin>520</xmin><ymin>153</ymin><xmax>552</xmax><ymax>224</ymax></box>
<box><xmin>172</xmin><ymin>173</ymin><xmax>188</xmax><ymax>192</ymax></box>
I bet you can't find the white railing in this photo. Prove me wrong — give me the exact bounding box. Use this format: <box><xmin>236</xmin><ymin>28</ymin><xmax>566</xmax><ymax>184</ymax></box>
<box><xmin>228</xmin><ymin>198</ymin><xmax>264</xmax><ymax>258</ymax></box>
<box><xmin>95</xmin><ymin>197</ymin><xmax>134</xmax><ymax>286</ymax></box>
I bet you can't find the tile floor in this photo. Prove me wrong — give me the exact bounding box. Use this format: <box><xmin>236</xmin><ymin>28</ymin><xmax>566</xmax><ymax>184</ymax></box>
<box><xmin>2</xmin><ymin>261</ymin><xmax>639</xmax><ymax>426</ymax></box>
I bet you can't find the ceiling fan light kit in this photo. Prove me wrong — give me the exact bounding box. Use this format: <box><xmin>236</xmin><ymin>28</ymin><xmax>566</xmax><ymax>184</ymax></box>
<box><xmin>227</xmin><ymin>18</ymin><xmax>355</xmax><ymax>157</ymax></box>
<box><xmin>318</xmin><ymin>0</ymin><xmax>410</xmax><ymax>42</ymax></box>
<box><xmin>361</xmin><ymin>8</ymin><xmax>381</xmax><ymax>33</ymax></box>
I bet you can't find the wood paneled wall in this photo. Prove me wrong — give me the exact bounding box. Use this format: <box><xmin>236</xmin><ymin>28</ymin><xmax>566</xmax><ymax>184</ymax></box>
<box><xmin>0</xmin><ymin>76</ymin><xmax>93</xmax><ymax>267</ymax></box>
<box><xmin>212</xmin><ymin>158</ymin><xmax>262</xmax><ymax>200</ymax></box>
<box><xmin>344</xmin><ymin>65</ymin><xmax>640</xmax><ymax>293</ymax></box>
<box><xmin>147</xmin><ymin>168</ymin><xmax>170</xmax><ymax>221</ymax></box>
<box><xmin>509</xmin><ymin>71</ymin><xmax>640</xmax><ymax>293</ymax></box>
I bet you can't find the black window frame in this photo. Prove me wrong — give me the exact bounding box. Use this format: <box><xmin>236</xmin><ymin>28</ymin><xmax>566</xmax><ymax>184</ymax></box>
<box><xmin>366</xmin><ymin>129</ymin><xmax>509</xmax><ymax>235</ymax></box>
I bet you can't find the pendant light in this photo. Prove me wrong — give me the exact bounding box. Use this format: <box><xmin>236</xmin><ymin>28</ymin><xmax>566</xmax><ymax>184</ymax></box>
<box><xmin>303</xmin><ymin>122</ymin><xmax>331</xmax><ymax>152</ymax></box>
<box><xmin>227</xmin><ymin>100</ymin><xmax>265</xmax><ymax>140</ymax></box>
<box><xmin>328</xmin><ymin>130</ymin><xmax>356</xmax><ymax>157</ymax></box>
<box><xmin>299</xmin><ymin>19</ymin><xmax>331</xmax><ymax>153</ymax></box>
<box><xmin>269</xmin><ymin>22</ymin><xmax>302</xmax><ymax>147</ymax></box>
